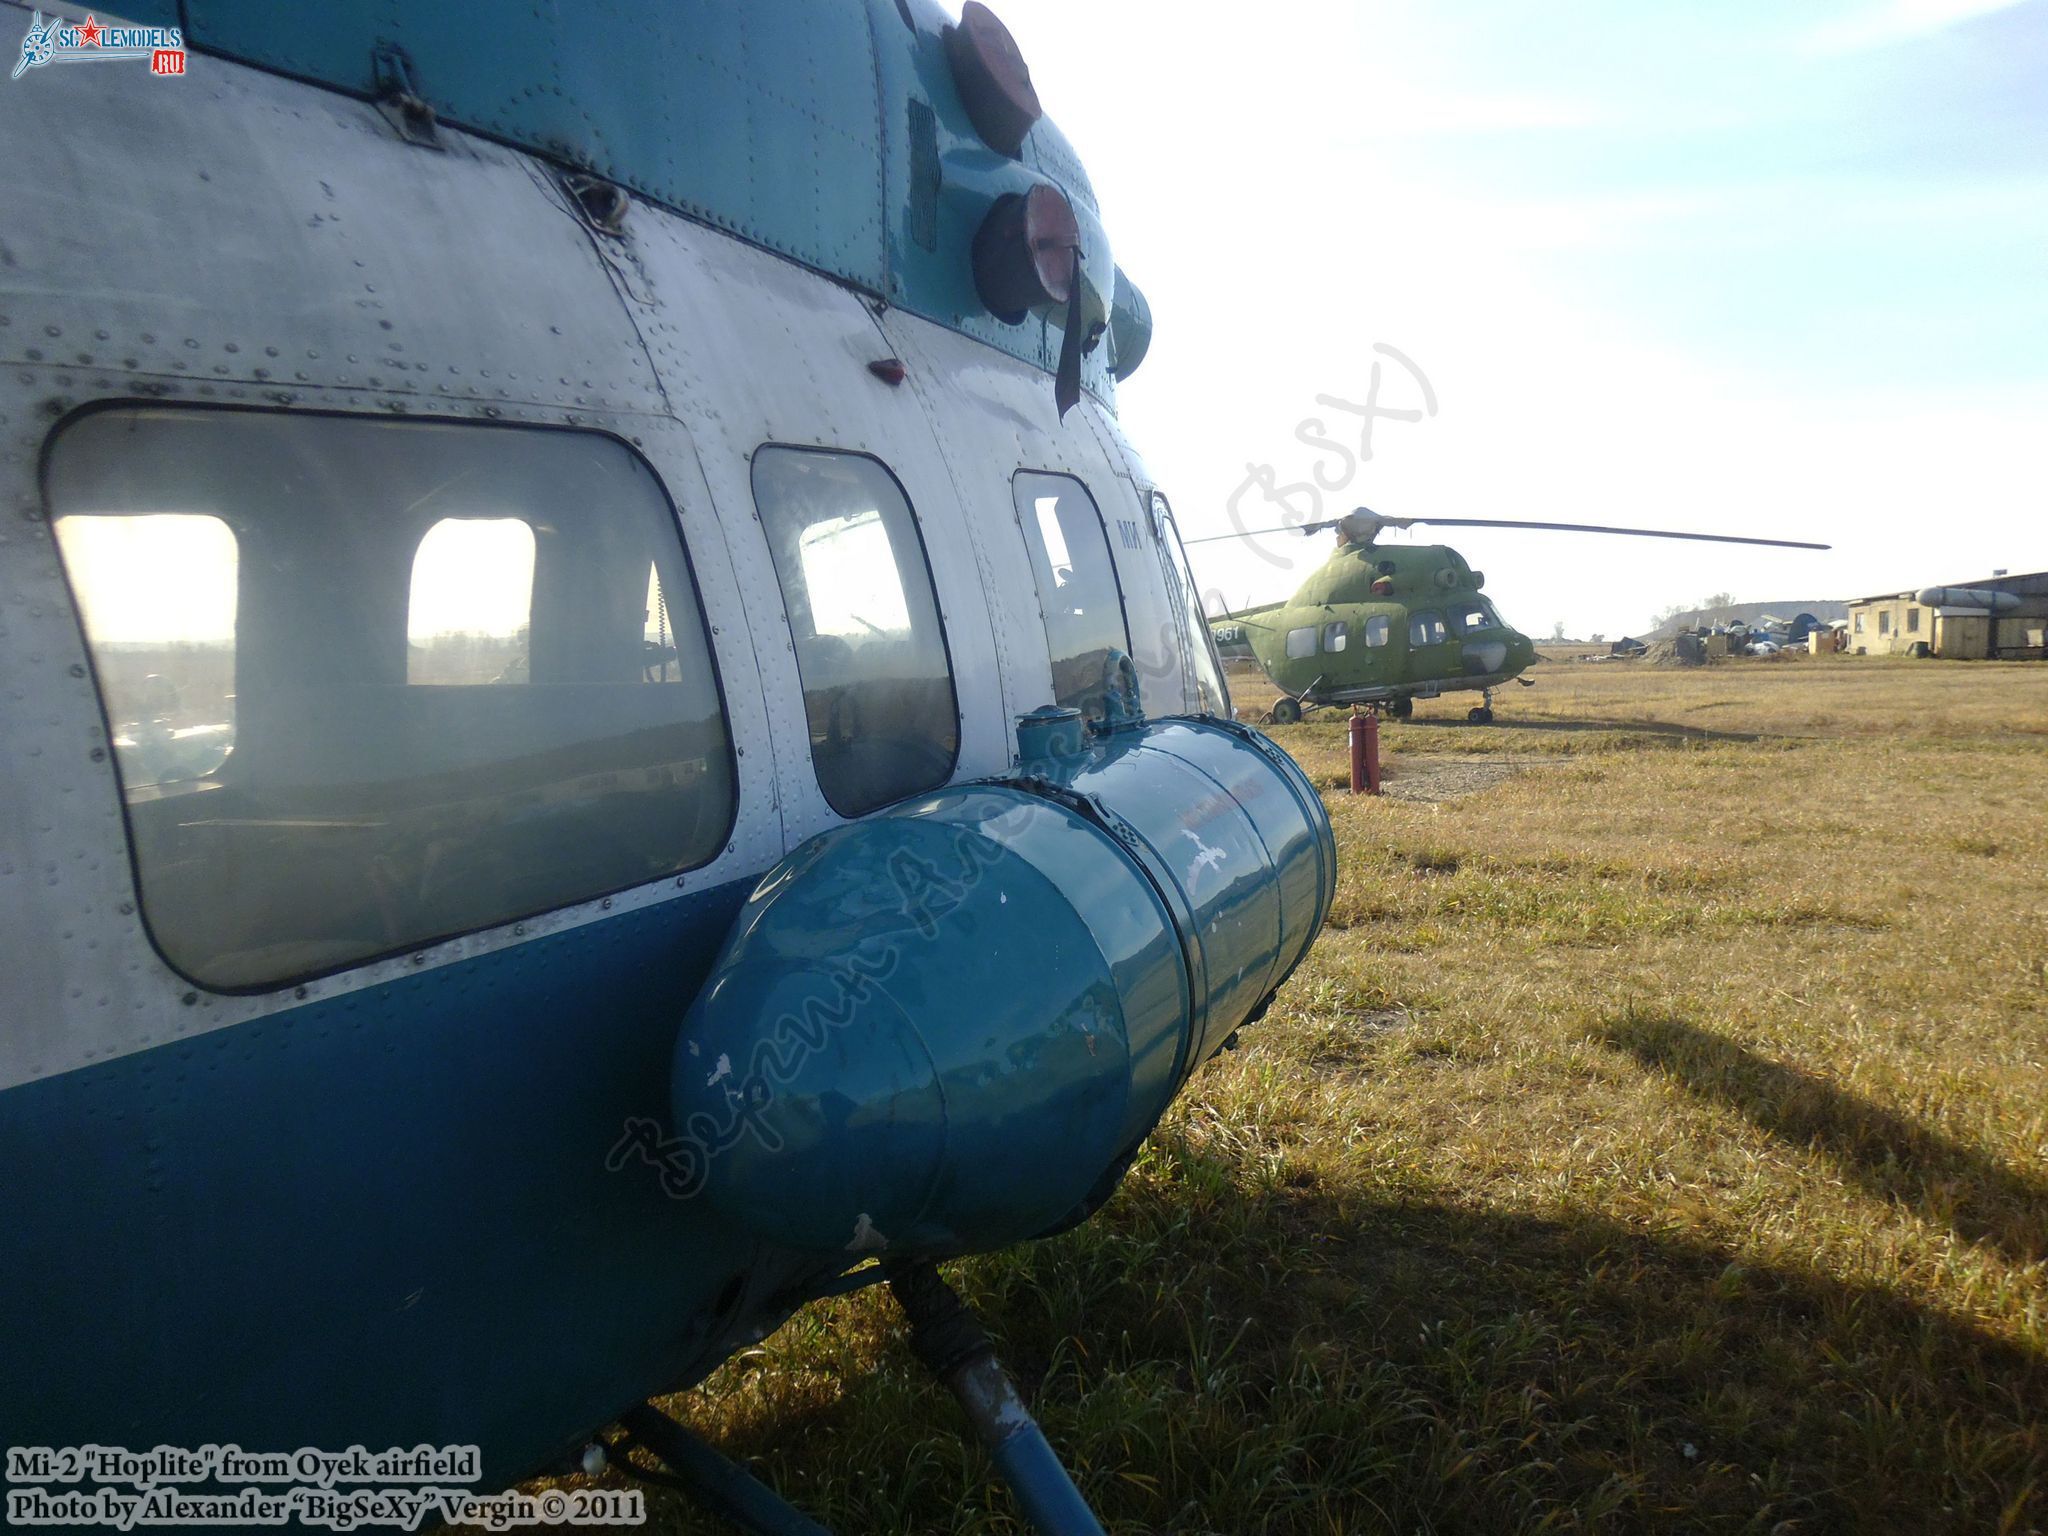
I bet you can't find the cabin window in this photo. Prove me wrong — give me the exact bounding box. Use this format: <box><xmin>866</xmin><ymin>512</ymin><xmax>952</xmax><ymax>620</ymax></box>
<box><xmin>1324</xmin><ymin>621</ymin><xmax>1348</xmax><ymax>653</ymax></box>
<box><xmin>1409</xmin><ymin>610</ymin><xmax>1449</xmax><ymax>647</ymax></box>
<box><xmin>50</xmin><ymin>511</ymin><xmax>240</xmax><ymax>792</ymax></box>
<box><xmin>1363</xmin><ymin>615</ymin><xmax>1391</xmax><ymax>647</ymax></box>
<box><xmin>47</xmin><ymin>406</ymin><xmax>736</xmax><ymax>992</ymax></box>
<box><xmin>1150</xmin><ymin>492</ymin><xmax>1230</xmax><ymax>716</ymax></box>
<box><xmin>1457</xmin><ymin>603</ymin><xmax>1495</xmax><ymax>633</ymax></box>
<box><xmin>407</xmin><ymin>518</ymin><xmax>536</xmax><ymax>684</ymax></box>
<box><xmin>1906</xmin><ymin>607</ymin><xmax>1921</xmax><ymax>633</ymax></box>
<box><xmin>752</xmin><ymin>447</ymin><xmax>958</xmax><ymax>818</ymax></box>
<box><xmin>1013</xmin><ymin>472</ymin><xmax>1131</xmax><ymax>718</ymax></box>
<box><xmin>1286</xmin><ymin>626</ymin><xmax>1318</xmax><ymax>659</ymax></box>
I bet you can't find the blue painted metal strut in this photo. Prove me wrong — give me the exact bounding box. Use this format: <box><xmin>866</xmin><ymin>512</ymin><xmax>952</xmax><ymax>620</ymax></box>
<box><xmin>891</xmin><ymin>1265</ymin><xmax>1109</xmax><ymax>1536</ymax></box>
<box><xmin>619</xmin><ymin>1406</ymin><xmax>835</xmax><ymax>1536</ymax></box>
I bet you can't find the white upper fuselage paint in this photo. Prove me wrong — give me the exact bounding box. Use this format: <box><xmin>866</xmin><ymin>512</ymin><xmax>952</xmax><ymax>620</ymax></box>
<box><xmin>0</xmin><ymin>32</ymin><xmax>1210</xmax><ymax>1092</ymax></box>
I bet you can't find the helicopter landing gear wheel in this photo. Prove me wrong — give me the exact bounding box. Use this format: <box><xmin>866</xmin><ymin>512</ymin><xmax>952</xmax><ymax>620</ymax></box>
<box><xmin>1386</xmin><ymin>696</ymin><xmax>1413</xmax><ymax>720</ymax></box>
<box><xmin>1467</xmin><ymin>688</ymin><xmax>1495</xmax><ymax>725</ymax></box>
<box><xmin>1270</xmin><ymin>696</ymin><xmax>1303</xmax><ymax>725</ymax></box>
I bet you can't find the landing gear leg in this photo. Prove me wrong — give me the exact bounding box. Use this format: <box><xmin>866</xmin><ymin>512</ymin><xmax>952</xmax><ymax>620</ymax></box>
<box><xmin>616</xmin><ymin>1404</ymin><xmax>834</xmax><ymax>1535</ymax></box>
<box><xmin>1467</xmin><ymin>689</ymin><xmax>1495</xmax><ymax>725</ymax></box>
<box><xmin>892</xmin><ymin>1264</ymin><xmax>1108</xmax><ymax>1536</ymax></box>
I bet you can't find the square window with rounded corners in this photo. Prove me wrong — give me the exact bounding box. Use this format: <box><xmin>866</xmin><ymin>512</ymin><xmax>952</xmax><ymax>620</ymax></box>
<box><xmin>751</xmin><ymin>447</ymin><xmax>959</xmax><ymax>818</ymax></box>
<box><xmin>1012</xmin><ymin>471</ymin><xmax>1132</xmax><ymax>718</ymax></box>
<box><xmin>1409</xmin><ymin>609</ymin><xmax>1448</xmax><ymax>647</ymax></box>
<box><xmin>1363</xmin><ymin>614</ymin><xmax>1391</xmax><ymax>647</ymax></box>
<box><xmin>46</xmin><ymin>406</ymin><xmax>736</xmax><ymax>992</ymax></box>
<box><xmin>1286</xmin><ymin>626</ymin><xmax>1318</xmax><ymax>660</ymax></box>
<box><xmin>1324</xmin><ymin>620</ymin><xmax>1348</xmax><ymax>653</ymax></box>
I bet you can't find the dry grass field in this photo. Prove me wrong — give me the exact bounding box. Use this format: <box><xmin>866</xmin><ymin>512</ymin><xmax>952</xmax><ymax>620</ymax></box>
<box><xmin>520</xmin><ymin>655</ymin><xmax>2048</xmax><ymax>1534</ymax></box>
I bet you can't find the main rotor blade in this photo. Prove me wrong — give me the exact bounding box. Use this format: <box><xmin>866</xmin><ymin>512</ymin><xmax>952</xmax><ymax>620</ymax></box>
<box><xmin>1411</xmin><ymin>517</ymin><xmax>1829</xmax><ymax>550</ymax></box>
<box><xmin>1184</xmin><ymin>515</ymin><xmax>1826</xmax><ymax>550</ymax></box>
<box><xmin>1184</xmin><ymin>521</ymin><xmax>1338</xmax><ymax>545</ymax></box>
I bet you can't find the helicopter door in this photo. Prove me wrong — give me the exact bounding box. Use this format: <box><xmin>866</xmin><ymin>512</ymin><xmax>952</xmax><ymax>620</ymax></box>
<box><xmin>1406</xmin><ymin>607</ymin><xmax>1459</xmax><ymax>683</ymax></box>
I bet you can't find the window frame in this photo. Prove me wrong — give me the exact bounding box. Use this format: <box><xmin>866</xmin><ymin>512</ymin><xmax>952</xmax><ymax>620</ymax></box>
<box><xmin>1149</xmin><ymin>490</ymin><xmax>1231</xmax><ymax>716</ymax></box>
<box><xmin>1010</xmin><ymin>468</ymin><xmax>1134</xmax><ymax>716</ymax></box>
<box><xmin>750</xmin><ymin>443</ymin><xmax>961</xmax><ymax>819</ymax></box>
<box><xmin>42</xmin><ymin>400</ymin><xmax>741</xmax><ymax>996</ymax></box>
<box><xmin>1409</xmin><ymin>608</ymin><xmax>1449</xmax><ymax>648</ymax></box>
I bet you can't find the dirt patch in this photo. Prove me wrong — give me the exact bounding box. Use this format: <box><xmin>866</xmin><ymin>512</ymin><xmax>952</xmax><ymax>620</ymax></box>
<box><xmin>1377</xmin><ymin>754</ymin><xmax>1532</xmax><ymax>802</ymax></box>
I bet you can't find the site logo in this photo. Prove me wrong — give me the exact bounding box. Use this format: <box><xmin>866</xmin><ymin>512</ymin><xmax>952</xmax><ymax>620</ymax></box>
<box><xmin>12</xmin><ymin>11</ymin><xmax>186</xmax><ymax>80</ymax></box>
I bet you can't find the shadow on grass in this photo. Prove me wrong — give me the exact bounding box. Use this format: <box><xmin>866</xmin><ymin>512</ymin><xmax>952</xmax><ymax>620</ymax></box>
<box><xmin>634</xmin><ymin>1164</ymin><xmax>2047</xmax><ymax>1535</ymax></box>
<box><xmin>1394</xmin><ymin>714</ymin><xmax>1786</xmax><ymax>745</ymax></box>
<box><xmin>979</xmin><ymin>1181</ymin><xmax>2046</xmax><ymax>1535</ymax></box>
<box><xmin>1599</xmin><ymin>1012</ymin><xmax>2048</xmax><ymax>1267</ymax></box>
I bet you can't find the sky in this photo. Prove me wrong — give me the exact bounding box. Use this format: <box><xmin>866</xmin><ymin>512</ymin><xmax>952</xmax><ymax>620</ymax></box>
<box><xmin>1004</xmin><ymin>0</ymin><xmax>2048</xmax><ymax>638</ymax></box>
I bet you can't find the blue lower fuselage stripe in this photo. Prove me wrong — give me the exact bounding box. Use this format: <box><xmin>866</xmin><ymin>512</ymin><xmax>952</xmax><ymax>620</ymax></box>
<box><xmin>0</xmin><ymin>877</ymin><xmax>757</xmax><ymax>1485</ymax></box>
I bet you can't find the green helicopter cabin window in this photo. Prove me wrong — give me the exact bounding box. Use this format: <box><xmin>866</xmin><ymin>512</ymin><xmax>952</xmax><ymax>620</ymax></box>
<box><xmin>1457</xmin><ymin>603</ymin><xmax>1496</xmax><ymax>634</ymax></box>
<box><xmin>1286</xmin><ymin>626</ymin><xmax>1318</xmax><ymax>659</ymax></box>
<box><xmin>1012</xmin><ymin>471</ymin><xmax>1131</xmax><ymax>719</ymax></box>
<box><xmin>1409</xmin><ymin>610</ymin><xmax>1449</xmax><ymax>647</ymax></box>
<box><xmin>1363</xmin><ymin>615</ymin><xmax>1391</xmax><ymax>647</ymax></box>
<box><xmin>46</xmin><ymin>406</ymin><xmax>737</xmax><ymax>993</ymax></box>
<box><xmin>1324</xmin><ymin>621</ymin><xmax>1348</xmax><ymax>652</ymax></box>
<box><xmin>752</xmin><ymin>447</ymin><xmax>959</xmax><ymax>819</ymax></box>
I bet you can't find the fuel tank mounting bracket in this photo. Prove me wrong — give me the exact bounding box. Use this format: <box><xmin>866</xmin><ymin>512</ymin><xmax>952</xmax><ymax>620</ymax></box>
<box><xmin>371</xmin><ymin>43</ymin><xmax>443</xmax><ymax>149</ymax></box>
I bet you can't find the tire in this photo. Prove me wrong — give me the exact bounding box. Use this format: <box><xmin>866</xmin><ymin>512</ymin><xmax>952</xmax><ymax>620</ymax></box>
<box><xmin>1467</xmin><ymin>706</ymin><xmax>1494</xmax><ymax>724</ymax></box>
<box><xmin>1270</xmin><ymin>696</ymin><xmax>1303</xmax><ymax>725</ymax></box>
<box><xmin>1387</xmin><ymin>697</ymin><xmax>1414</xmax><ymax>720</ymax></box>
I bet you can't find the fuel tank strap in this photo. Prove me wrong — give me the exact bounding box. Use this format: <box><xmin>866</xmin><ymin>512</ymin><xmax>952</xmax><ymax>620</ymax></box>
<box><xmin>1000</xmin><ymin>772</ymin><xmax>1210</xmax><ymax>1091</ymax></box>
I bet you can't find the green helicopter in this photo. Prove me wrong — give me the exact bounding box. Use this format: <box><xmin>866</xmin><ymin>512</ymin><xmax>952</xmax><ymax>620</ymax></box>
<box><xmin>1196</xmin><ymin>509</ymin><xmax>1828</xmax><ymax>723</ymax></box>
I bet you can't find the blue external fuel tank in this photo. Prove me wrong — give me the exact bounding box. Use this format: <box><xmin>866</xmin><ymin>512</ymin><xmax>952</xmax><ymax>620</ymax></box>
<box><xmin>670</xmin><ymin>710</ymin><xmax>1335</xmax><ymax>1260</ymax></box>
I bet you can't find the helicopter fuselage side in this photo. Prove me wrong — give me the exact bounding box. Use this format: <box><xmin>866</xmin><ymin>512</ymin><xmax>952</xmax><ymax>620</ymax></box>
<box><xmin>0</xmin><ymin>8</ymin><xmax>1252</xmax><ymax>1489</ymax></box>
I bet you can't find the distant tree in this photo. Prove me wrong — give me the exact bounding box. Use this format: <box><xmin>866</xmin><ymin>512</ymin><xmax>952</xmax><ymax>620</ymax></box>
<box><xmin>1703</xmin><ymin>591</ymin><xmax>1734</xmax><ymax>613</ymax></box>
<box><xmin>1590</xmin><ymin>632</ymin><xmax>1605</xmax><ymax>644</ymax></box>
<box><xmin>1551</xmin><ymin>619</ymin><xmax>1567</xmax><ymax>641</ymax></box>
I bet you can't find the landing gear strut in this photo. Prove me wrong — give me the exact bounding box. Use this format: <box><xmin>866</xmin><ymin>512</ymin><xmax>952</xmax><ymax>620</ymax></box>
<box><xmin>1467</xmin><ymin>689</ymin><xmax>1495</xmax><ymax>725</ymax></box>
<box><xmin>616</xmin><ymin>1266</ymin><xmax>1109</xmax><ymax>1535</ymax></box>
<box><xmin>892</xmin><ymin>1264</ymin><xmax>1109</xmax><ymax>1536</ymax></box>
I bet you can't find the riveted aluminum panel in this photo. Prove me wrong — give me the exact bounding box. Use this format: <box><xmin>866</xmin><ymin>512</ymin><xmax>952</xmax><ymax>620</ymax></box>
<box><xmin>862</xmin><ymin>303</ymin><xmax>1194</xmax><ymax>722</ymax></box>
<box><xmin>616</xmin><ymin>205</ymin><xmax>1013</xmax><ymax>847</ymax></box>
<box><xmin>0</xmin><ymin>54</ymin><xmax>784</xmax><ymax>1087</ymax></box>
